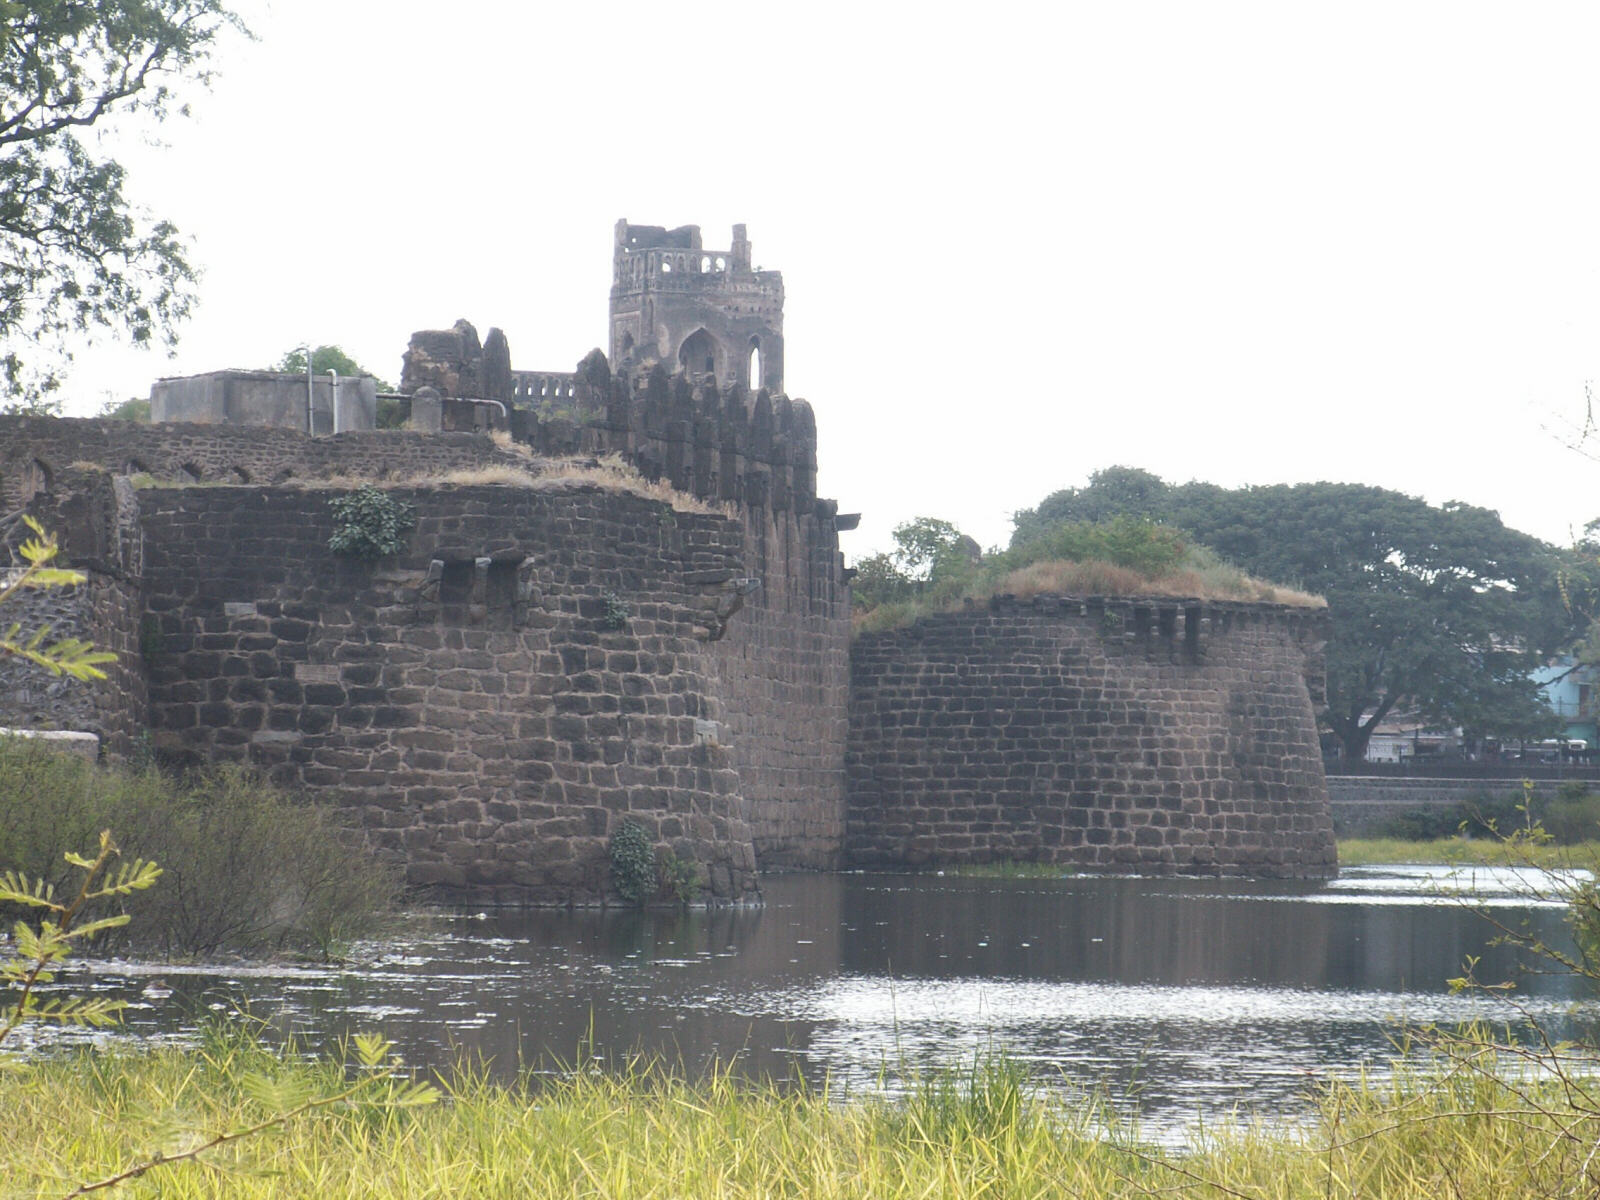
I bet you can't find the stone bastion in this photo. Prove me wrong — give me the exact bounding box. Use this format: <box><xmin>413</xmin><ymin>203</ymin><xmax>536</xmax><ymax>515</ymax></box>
<box><xmin>846</xmin><ymin>595</ymin><xmax>1338</xmax><ymax>878</ymax></box>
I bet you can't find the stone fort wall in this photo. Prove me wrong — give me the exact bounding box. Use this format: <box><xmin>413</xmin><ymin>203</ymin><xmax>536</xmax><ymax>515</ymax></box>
<box><xmin>512</xmin><ymin>366</ymin><xmax>852</xmax><ymax>870</ymax></box>
<box><xmin>1</xmin><ymin>388</ymin><xmax>853</xmax><ymax>887</ymax></box>
<box><xmin>846</xmin><ymin>596</ymin><xmax>1337</xmax><ymax>877</ymax></box>
<box><xmin>3</xmin><ymin>395</ymin><xmax>1338</xmax><ymax>893</ymax></box>
<box><xmin>131</xmin><ymin>484</ymin><xmax>759</xmax><ymax>904</ymax></box>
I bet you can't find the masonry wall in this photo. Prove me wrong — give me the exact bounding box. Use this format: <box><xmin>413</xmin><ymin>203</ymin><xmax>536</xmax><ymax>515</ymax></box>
<box><xmin>515</xmin><ymin>368</ymin><xmax>853</xmax><ymax>868</ymax></box>
<box><xmin>1</xmin><ymin>470</ymin><xmax>148</xmax><ymax>756</ymax></box>
<box><xmin>1</xmin><ymin>394</ymin><xmax>854</xmax><ymax>873</ymax></box>
<box><xmin>136</xmin><ymin>484</ymin><xmax>760</xmax><ymax>904</ymax></box>
<box><xmin>1324</xmin><ymin>775</ymin><xmax>1545</xmax><ymax>837</ymax></box>
<box><xmin>0</xmin><ymin>415</ymin><xmax>530</xmax><ymax>508</ymax></box>
<box><xmin>846</xmin><ymin>597</ymin><xmax>1338</xmax><ymax>878</ymax></box>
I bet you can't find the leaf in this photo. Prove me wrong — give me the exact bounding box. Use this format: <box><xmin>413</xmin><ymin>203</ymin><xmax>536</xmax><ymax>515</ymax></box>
<box><xmin>388</xmin><ymin>1081</ymin><xmax>443</xmax><ymax>1108</ymax></box>
<box><xmin>20</xmin><ymin>567</ymin><xmax>85</xmax><ymax>588</ymax></box>
<box><xmin>241</xmin><ymin>1073</ymin><xmax>316</xmax><ymax>1113</ymax></box>
<box><xmin>67</xmin><ymin>913</ymin><xmax>133</xmax><ymax>942</ymax></box>
<box><xmin>354</xmin><ymin>1032</ymin><xmax>393</xmax><ymax>1069</ymax></box>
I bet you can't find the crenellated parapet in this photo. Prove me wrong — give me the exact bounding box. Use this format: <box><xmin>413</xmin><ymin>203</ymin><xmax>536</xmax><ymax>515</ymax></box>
<box><xmin>508</xmin><ymin>364</ymin><xmax>823</xmax><ymax>521</ymax></box>
<box><xmin>984</xmin><ymin>594</ymin><xmax>1328</xmax><ymax>690</ymax></box>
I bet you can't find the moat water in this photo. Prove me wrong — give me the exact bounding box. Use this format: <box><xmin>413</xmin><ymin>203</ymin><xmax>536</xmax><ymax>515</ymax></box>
<box><xmin>39</xmin><ymin>866</ymin><xmax>1600</xmax><ymax>1140</ymax></box>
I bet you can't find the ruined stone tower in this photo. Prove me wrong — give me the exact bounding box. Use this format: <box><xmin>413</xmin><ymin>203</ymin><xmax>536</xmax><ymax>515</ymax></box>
<box><xmin>609</xmin><ymin>219</ymin><xmax>784</xmax><ymax>393</ymax></box>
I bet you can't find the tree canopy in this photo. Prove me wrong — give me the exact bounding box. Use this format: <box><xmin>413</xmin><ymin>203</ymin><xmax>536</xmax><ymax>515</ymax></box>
<box><xmin>1</xmin><ymin>1</ymin><xmax>244</xmax><ymax>408</ymax></box>
<box><xmin>850</xmin><ymin>518</ymin><xmax>975</xmax><ymax>611</ymax></box>
<box><xmin>1015</xmin><ymin>468</ymin><xmax>1576</xmax><ymax>759</ymax></box>
<box><xmin>275</xmin><ymin>344</ymin><xmax>390</xmax><ymax>389</ymax></box>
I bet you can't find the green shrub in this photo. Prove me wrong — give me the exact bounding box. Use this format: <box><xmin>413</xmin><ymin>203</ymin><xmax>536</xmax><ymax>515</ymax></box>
<box><xmin>1374</xmin><ymin>785</ymin><xmax>1600</xmax><ymax>847</ymax></box>
<box><xmin>327</xmin><ymin>485</ymin><xmax>415</xmax><ymax>559</ymax></box>
<box><xmin>1004</xmin><ymin>514</ymin><xmax>1189</xmax><ymax>576</ymax></box>
<box><xmin>600</xmin><ymin>589</ymin><xmax>630</xmax><ymax>631</ymax></box>
<box><xmin>659</xmin><ymin>850</ymin><xmax>699</xmax><ymax>906</ymax></box>
<box><xmin>608</xmin><ymin>820</ymin><xmax>656</xmax><ymax>906</ymax></box>
<box><xmin>0</xmin><ymin>740</ymin><xmax>400</xmax><ymax>958</ymax></box>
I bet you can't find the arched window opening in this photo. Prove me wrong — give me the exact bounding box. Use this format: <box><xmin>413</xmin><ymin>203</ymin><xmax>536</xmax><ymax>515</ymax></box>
<box><xmin>179</xmin><ymin>462</ymin><xmax>202</xmax><ymax>484</ymax></box>
<box><xmin>748</xmin><ymin>337</ymin><xmax>762</xmax><ymax>391</ymax></box>
<box><xmin>678</xmin><ymin>329</ymin><xmax>718</xmax><ymax>377</ymax></box>
<box><xmin>22</xmin><ymin>459</ymin><xmax>51</xmax><ymax>500</ymax></box>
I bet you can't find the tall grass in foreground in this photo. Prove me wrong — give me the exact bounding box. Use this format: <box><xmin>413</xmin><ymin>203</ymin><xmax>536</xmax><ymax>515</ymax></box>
<box><xmin>4</xmin><ymin>1031</ymin><xmax>1600</xmax><ymax>1198</ymax></box>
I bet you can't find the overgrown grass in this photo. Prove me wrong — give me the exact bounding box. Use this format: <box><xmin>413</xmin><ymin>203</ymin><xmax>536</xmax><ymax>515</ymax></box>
<box><xmin>4</xmin><ymin>1031</ymin><xmax>1600</xmax><ymax>1197</ymax></box>
<box><xmin>852</xmin><ymin>521</ymin><xmax>1321</xmax><ymax>635</ymax></box>
<box><xmin>1337</xmin><ymin>836</ymin><xmax>1600</xmax><ymax>868</ymax></box>
<box><xmin>297</xmin><ymin>454</ymin><xmax>731</xmax><ymax>517</ymax></box>
<box><xmin>1365</xmin><ymin>782</ymin><xmax>1600</xmax><ymax>845</ymax></box>
<box><xmin>0</xmin><ymin>739</ymin><xmax>400</xmax><ymax>958</ymax></box>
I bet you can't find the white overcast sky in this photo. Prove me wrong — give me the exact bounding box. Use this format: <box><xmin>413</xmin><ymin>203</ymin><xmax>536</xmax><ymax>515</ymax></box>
<box><xmin>55</xmin><ymin>1</ymin><xmax>1600</xmax><ymax>557</ymax></box>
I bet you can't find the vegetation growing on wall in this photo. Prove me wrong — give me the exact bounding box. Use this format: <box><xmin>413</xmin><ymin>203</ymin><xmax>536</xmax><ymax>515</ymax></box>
<box><xmin>608</xmin><ymin>820</ymin><xmax>656</xmax><ymax>906</ymax></box>
<box><xmin>327</xmin><ymin>485</ymin><xmax>416</xmax><ymax>559</ymax></box>
<box><xmin>851</xmin><ymin>512</ymin><xmax>1319</xmax><ymax>635</ymax></box>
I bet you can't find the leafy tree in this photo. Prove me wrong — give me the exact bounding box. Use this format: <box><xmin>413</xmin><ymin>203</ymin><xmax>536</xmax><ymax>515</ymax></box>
<box><xmin>275</xmin><ymin>344</ymin><xmax>391</xmax><ymax>390</ymax></box>
<box><xmin>0</xmin><ymin>1</ymin><xmax>246</xmax><ymax>409</ymax></box>
<box><xmin>98</xmin><ymin>395</ymin><xmax>150</xmax><ymax>422</ymax></box>
<box><xmin>851</xmin><ymin>518</ymin><xmax>979</xmax><ymax>612</ymax></box>
<box><xmin>1015</xmin><ymin>469</ymin><xmax>1572</xmax><ymax>760</ymax></box>
<box><xmin>889</xmin><ymin>517</ymin><xmax>969</xmax><ymax>581</ymax></box>
<box><xmin>1012</xmin><ymin>466</ymin><xmax>1169</xmax><ymax>539</ymax></box>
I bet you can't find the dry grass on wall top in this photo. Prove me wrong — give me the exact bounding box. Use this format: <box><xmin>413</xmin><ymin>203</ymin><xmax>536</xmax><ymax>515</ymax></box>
<box><xmin>993</xmin><ymin>557</ymin><xmax>1324</xmax><ymax>608</ymax></box>
<box><xmin>853</xmin><ymin>559</ymin><xmax>1322</xmax><ymax>636</ymax></box>
<box><xmin>114</xmin><ymin>452</ymin><xmax>731</xmax><ymax>517</ymax></box>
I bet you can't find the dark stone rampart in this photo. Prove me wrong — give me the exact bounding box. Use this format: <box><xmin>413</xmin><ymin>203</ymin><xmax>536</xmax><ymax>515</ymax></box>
<box><xmin>0</xmin><ymin>402</ymin><xmax>854</xmax><ymax>872</ymax></box>
<box><xmin>134</xmin><ymin>483</ymin><xmax>759</xmax><ymax>904</ymax></box>
<box><xmin>0</xmin><ymin>469</ymin><xmax>147</xmax><ymax>757</ymax></box>
<box><xmin>846</xmin><ymin>596</ymin><xmax>1337</xmax><ymax>877</ymax></box>
<box><xmin>510</xmin><ymin>367</ymin><xmax>850</xmax><ymax>868</ymax></box>
<box><xmin>0</xmin><ymin>415</ymin><xmax>530</xmax><ymax>508</ymax></box>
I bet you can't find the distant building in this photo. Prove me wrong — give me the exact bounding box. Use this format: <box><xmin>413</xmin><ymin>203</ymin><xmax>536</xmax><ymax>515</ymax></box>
<box><xmin>1535</xmin><ymin>655</ymin><xmax>1598</xmax><ymax>748</ymax></box>
<box><xmin>609</xmin><ymin>220</ymin><xmax>784</xmax><ymax>393</ymax></box>
<box><xmin>1363</xmin><ymin>715</ymin><xmax>1461</xmax><ymax>763</ymax></box>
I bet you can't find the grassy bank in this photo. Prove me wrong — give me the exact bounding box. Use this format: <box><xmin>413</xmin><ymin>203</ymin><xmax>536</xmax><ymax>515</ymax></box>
<box><xmin>938</xmin><ymin>841</ymin><xmax>1600</xmax><ymax>875</ymax></box>
<box><xmin>2</xmin><ymin>1032</ymin><xmax>1598</xmax><ymax>1198</ymax></box>
<box><xmin>1337</xmin><ymin>837</ymin><xmax>1600</xmax><ymax>868</ymax></box>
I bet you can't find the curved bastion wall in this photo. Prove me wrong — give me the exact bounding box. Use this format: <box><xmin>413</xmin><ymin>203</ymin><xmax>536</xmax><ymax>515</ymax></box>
<box><xmin>845</xmin><ymin>596</ymin><xmax>1338</xmax><ymax>878</ymax></box>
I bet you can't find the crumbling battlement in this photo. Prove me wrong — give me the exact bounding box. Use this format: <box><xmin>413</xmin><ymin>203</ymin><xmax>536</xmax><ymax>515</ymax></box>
<box><xmin>610</xmin><ymin>220</ymin><xmax>784</xmax><ymax>393</ymax></box>
<box><xmin>0</xmin><ymin>415</ymin><xmax>533</xmax><ymax>511</ymax></box>
<box><xmin>510</xmin><ymin>365</ymin><xmax>819</xmax><ymax>518</ymax></box>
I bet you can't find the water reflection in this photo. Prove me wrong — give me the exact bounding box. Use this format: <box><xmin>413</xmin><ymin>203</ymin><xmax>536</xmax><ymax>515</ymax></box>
<box><xmin>34</xmin><ymin>866</ymin><xmax>1600</xmax><ymax>1138</ymax></box>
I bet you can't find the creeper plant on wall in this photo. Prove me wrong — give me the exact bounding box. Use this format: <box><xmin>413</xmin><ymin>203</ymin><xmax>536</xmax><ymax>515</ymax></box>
<box><xmin>328</xmin><ymin>486</ymin><xmax>415</xmax><ymax>559</ymax></box>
